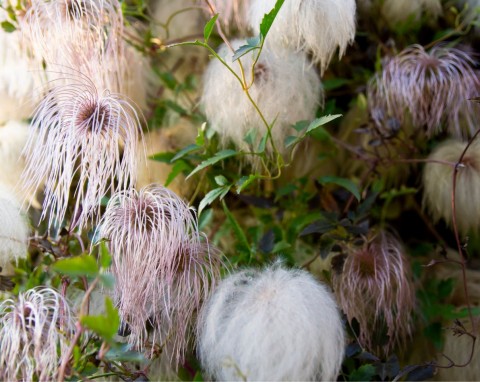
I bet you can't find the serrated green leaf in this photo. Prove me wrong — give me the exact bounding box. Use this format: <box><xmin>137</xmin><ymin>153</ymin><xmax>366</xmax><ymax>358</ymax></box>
<box><xmin>187</xmin><ymin>149</ymin><xmax>237</xmax><ymax>179</ymax></box>
<box><xmin>53</xmin><ymin>255</ymin><xmax>99</xmax><ymax>277</ymax></box>
<box><xmin>203</xmin><ymin>14</ymin><xmax>218</xmax><ymax>43</ymax></box>
<box><xmin>198</xmin><ymin>186</ymin><xmax>230</xmax><ymax>216</ymax></box>
<box><xmin>305</xmin><ymin>114</ymin><xmax>341</xmax><ymax>134</ymax></box>
<box><xmin>81</xmin><ymin>297</ymin><xmax>119</xmax><ymax>341</ymax></box>
<box><xmin>166</xmin><ymin>160</ymin><xmax>192</xmax><ymax>186</ymax></box>
<box><xmin>291</xmin><ymin>120</ymin><xmax>309</xmax><ymax>132</ymax></box>
<box><xmin>148</xmin><ymin>151</ymin><xmax>175</xmax><ymax>163</ymax></box>
<box><xmin>232</xmin><ymin>38</ymin><xmax>261</xmax><ymax>62</ymax></box>
<box><xmin>259</xmin><ymin>0</ymin><xmax>285</xmax><ymax>38</ymax></box>
<box><xmin>171</xmin><ymin>144</ymin><xmax>202</xmax><ymax>162</ymax></box>
<box><xmin>319</xmin><ymin>175</ymin><xmax>361</xmax><ymax>201</ymax></box>
<box><xmin>1</xmin><ymin>20</ymin><xmax>15</xmax><ymax>33</ymax></box>
<box><xmin>215</xmin><ymin>175</ymin><xmax>229</xmax><ymax>186</ymax></box>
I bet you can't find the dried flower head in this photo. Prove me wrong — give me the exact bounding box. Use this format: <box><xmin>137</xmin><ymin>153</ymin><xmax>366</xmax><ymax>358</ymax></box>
<box><xmin>0</xmin><ymin>287</ymin><xmax>75</xmax><ymax>381</ymax></box>
<box><xmin>248</xmin><ymin>0</ymin><xmax>356</xmax><ymax>73</ymax></box>
<box><xmin>22</xmin><ymin>73</ymin><xmax>143</xmax><ymax>230</ymax></box>
<box><xmin>202</xmin><ymin>39</ymin><xmax>322</xmax><ymax>158</ymax></box>
<box><xmin>99</xmin><ymin>185</ymin><xmax>221</xmax><ymax>366</ymax></box>
<box><xmin>206</xmin><ymin>0</ymin><xmax>251</xmax><ymax>32</ymax></box>
<box><xmin>368</xmin><ymin>44</ymin><xmax>480</xmax><ymax>138</ymax></box>
<box><xmin>332</xmin><ymin>231</ymin><xmax>415</xmax><ymax>356</ymax></box>
<box><xmin>423</xmin><ymin>139</ymin><xmax>480</xmax><ymax>235</ymax></box>
<box><xmin>0</xmin><ymin>183</ymin><xmax>29</xmax><ymax>270</ymax></box>
<box><xmin>197</xmin><ymin>264</ymin><xmax>345</xmax><ymax>381</ymax></box>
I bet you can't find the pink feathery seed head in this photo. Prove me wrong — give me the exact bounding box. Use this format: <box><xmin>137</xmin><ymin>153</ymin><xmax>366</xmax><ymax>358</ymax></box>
<box><xmin>205</xmin><ymin>0</ymin><xmax>251</xmax><ymax>32</ymax></box>
<box><xmin>368</xmin><ymin>44</ymin><xmax>480</xmax><ymax>138</ymax></box>
<box><xmin>0</xmin><ymin>287</ymin><xmax>76</xmax><ymax>381</ymax></box>
<box><xmin>21</xmin><ymin>73</ymin><xmax>144</xmax><ymax>231</ymax></box>
<box><xmin>423</xmin><ymin>138</ymin><xmax>480</xmax><ymax>235</ymax></box>
<box><xmin>332</xmin><ymin>231</ymin><xmax>415</xmax><ymax>356</ymax></box>
<box><xmin>248</xmin><ymin>0</ymin><xmax>356</xmax><ymax>74</ymax></box>
<box><xmin>99</xmin><ymin>184</ymin><xmax>222</xmax><ymax>367</ymax></box>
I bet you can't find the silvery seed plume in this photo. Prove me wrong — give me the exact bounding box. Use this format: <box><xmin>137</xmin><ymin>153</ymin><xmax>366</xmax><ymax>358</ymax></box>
<box><xmin>21</xmin><ymin>73</ymin><xmax>143</xmax><ymax>230</ymax></box>
<box><xmin>0</xmin><ymin>287</ymin><xmax>75</xmax><ymax>381</ymax></box>
<box><xmin>0</xmin><ymin>8</ymin><xmax>46</xmax><ymax>123</ymax></box>
<box><xmin>248</xmin><ymin>0</ymin><xmax>356</xmax><ymax>74</ymax></box>
<box><xmin>202</xmin><ymin>39</ymin><xmax>322</xmax><ymax>158</ymax></box>
<box><xmin>332</xmin><ymin>231</ymin><xmax>415</xmax><ymax>356</ymax></box>
<box><xmin>368</xmin><ymin>44</ymin><xmax>480</xmax><ymax>138</ymax></box>
<box><xmin>0</xmin><ymin>183</ymin><xmax>29</xmax><ymax>270</ymax></box>
<box><xmin>197</xmin><ymin>264</ymin><xmax>345</xmax><ymax>381</ymax></box>
<box><xmin>99</xmin><ymin>185</ymin><xmax>221</xmax><ymax>367</ymax></box>
<box><xmin>423</xmin><ymin>139</ymin><xmax>480</xmax><ymax>235</ymax></box>
<box><xmin>20</xmin><ymin>0</ymin><xmax>126</xmax><ymax>93</ymax></box>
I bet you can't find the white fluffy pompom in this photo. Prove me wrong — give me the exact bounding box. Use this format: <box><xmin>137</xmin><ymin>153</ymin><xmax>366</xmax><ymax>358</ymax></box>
<box><xmin>197</xmin><ymin>265</ymin><xmax>345</xmax><ymax>381</ymax></box>
<box><xmin>202</xmin><ymin>39</ymin><xmax>322</xmax><ymax>157</ymax></box>
<box><xmin>248</xmin><ymin>0</ymin><xmax>356</xmax><ymax>74</ymax></box>
<box><xmin>0</xmin><ymin>183</ymin><xmax>29</xmax><ymax>271</ymax></box>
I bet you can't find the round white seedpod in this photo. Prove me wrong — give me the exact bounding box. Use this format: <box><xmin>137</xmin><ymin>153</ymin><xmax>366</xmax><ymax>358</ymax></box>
<box><xmin>136</xmin><ymin>120</ymin><xmax>197</xmax><ymax>198</ymax></box>
<box><xmin>0</xmin><ymin>183</ymin><xmax>29</xmax><ymax>272</ymax></box>
<box><xmin>248</xmin><ymin>0</ymin><xmax>356</xmax><ymax>74</ymax></box>
<box><xmin>423</xmin><ymin>139</ymin><xmax>480</xmax><ymax>235</ymax></box>
<box><xmin>197</xmin><ymin>264</ymin><xmax>345</xmax><ymax>381</ymax></box>
<box><xmin>0</xmin><ymin>12</ymin><xmax>46</xmax><ymax>123</ymax></box>
<box><xmin>202</xmin><ymin>39</ymin><xmax>322</xmax><ymax>158</ymax></box>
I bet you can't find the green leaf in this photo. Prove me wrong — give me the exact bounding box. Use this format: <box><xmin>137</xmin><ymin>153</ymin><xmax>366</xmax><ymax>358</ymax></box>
<box><xmin>291</xmin><ymin>120</ymin><xmax>309</xmax><ymax>132</ymax></box>
<box><xmin>104</xmin><ymin>344</ymin><xmax>146</xmax><ymax>363</ymax></box>
<box><xmin>99</xmin><ymin>242</ymin><xmax>111</xmax><ymax>269</ymax></box>
<box><xmin>236</xmin><ymin>174</ymin><xmax>260</xmax><ymax>193</ymax></box>
<box><xmin>259</xmin><ymin>0</ymin><xmax>285</xmax><ymax>38</ymax></box>
<box><xmin>232</xmin><ymin>35</ymin><xmax>261</xmax><ymax>61</ymax></box>
<box><xmin>203</xmin><ymin>14</ymin><xmax>218</xmax><ymax>43</ymax></box>
<box><xmin>149</xmin><ymin>151</ymin><xmax>175</xmax><ymax>163</ymax></box>
<box><xmin>222</xmin><ymin>200</ymin><xmax>250</xmax><ymax>253</ymax></box>
<box><xmin>215</xmin><ymin>175</ymin><xmax>229</xmax><ymax>186</ymax></box>
<box><xmin>198</xmin><ymin>208</ymin><xmax>213</xmax><ymax>231</ymax></box>
<box><xmin>198</xmin><ymin>186</ymin><xmax>230</xmax><ymax>216</ymax></box>
<box><xmin>285</xmin><ymin>135</ymin><xmax>300</xmax><ymax>148</ymax></box>
<box><xmin>53</xmin><ymin>255</ymin><xmax>99</xmax><ymax>277</ymax></box>
<box><xmin>305</xmin><ymin>114</ymin><xmax>342</xmax><ymax>134</ymax></box>
<box><xmin>349</xmin><ymin>364</ymin><xmax>376</xmax><ymax>382</ymax></box>
<box><xmin>171</xmin><ymin>144</ymin><xmax>202</xmax><ymax>162</ymax></box>
<box><xmin>187</xmin><ymin>149</ymin><xmax>238</xmax><ymax>179</ymax></box>
<box><xmin>319</xmin><ymin>175</ymin><xmax>361</xmax><ymax>201</ymax></box>
<box><xmin>166</xmin><ymin>160</ymin><xmax>192</xmax><ymax>186</ymax></box>
<box><xmin>1</xmin><ymin>21</ymin><xmax>15</xmax><ymax>33</ymax></box>
<box><xmin>257</xmin><ymin>132</ymin><xmax>268</xmax><ymax>153</ymax></box>
<box><xmin>243</xmin><ymin>128</ymin><xmax>257</xmax><ymax>145</ymax></box>
<box><xmin>322</xmin><ymin>78</ymin><xmax>350</xmax><ymax>91</ymax></box>
<box><xmin>81</xmin><ymin>297</ymin><xmax>119</xmax><ymax>341</ymax></box>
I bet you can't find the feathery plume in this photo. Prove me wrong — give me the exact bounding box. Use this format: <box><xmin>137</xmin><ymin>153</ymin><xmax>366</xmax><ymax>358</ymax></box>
<box><xmin>0</xmin><ymin>287</ymin><xmax>76</xmax><ymax>381</ymax></box>
<box><xmin>358</xmin><ymin>0</ymin><xmax>442</xmax><ymax>25</ymax></box>
<box><xmin>332</xmin><ymin>231</ymin><xmax>415</xmax><ymax>356</ymax></box>
<box><xmin>202</xmin><ymin>39</ymin><xmax>322</xmax><ymax>157</ymax></box>
<box><xmin>22</xmin><ymin>73</ymin><xmax>143</xmax><ymax>230</ymax></box>
<box><xmin>99</xmin><ymin>185</ymin><xmax>221</xmax><ymax>366</ymax></box>
<box><xmin>248</xmin><ymin>0</ymin><xmax>356</xmax><ymax>73</ymax></box>
<box><xmin>0</xmin><ymin>9</ymin><xmax>46</xmax><ymax>123</ymax></box>
<box><xmin>423</xmin><ymin>139</ymin><xmax>480</xmax><ymax>235</ymax></box>
<box><xmin>197</xmin><ymin>264</ymin><xmax>345</xmax><ymax>381</ymax></box>
<box><xmin>368</xmin><ymin>44</ymin><xmax>480</xmax><ymax>138</ymax></box>
<box><xmin>0</xmin><ymin>183</ymin><xmax>29</xmax><ymax>270</ymax></box>
<box><xmin>206</xmin><ymin>0</ymin><xmax>251</xmax><ymax>32</ymax></box>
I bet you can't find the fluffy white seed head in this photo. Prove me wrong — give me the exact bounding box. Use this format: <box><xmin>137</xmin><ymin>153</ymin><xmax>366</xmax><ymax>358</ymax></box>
<box><xmin>0</xmin><ymin>183</ymin><xmax>29</xmax><ymax>271</ymax></box>
<box><xmin>202</xmin><ymin>39</ymin><xmax>322</xmax><ymax>158</ymax></box>
<box><xmin>0</xmin><ymin>287</ymin><xmax>76</xmax><ymax>381</ymax></box>
<box><xmin>248</xmin><ymin>0</ymin><xmax>356</xmax><ymax>73</ymax></box>
<box><xmin>197</xmin><ymin>264</ymin><xmax>345</xmax><ymax>381</ymax></box>
<box><xmin>21</xmin><ymin>73</ymin><xmax>144</xmax><ymax>230</ymax></box>
<box><xmin>99</xmin><ymin>185</ymin><xmax>221</xmax><ymax>366</ymax></box>
<box><xmin>423</xmin><ymin>139</ymin><xmax>480</xmax><ymax>235</ymax></box>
